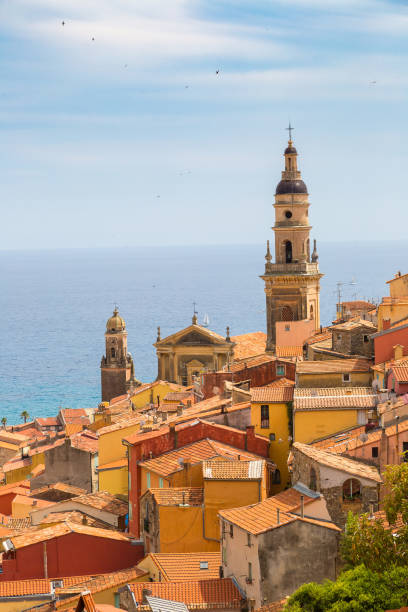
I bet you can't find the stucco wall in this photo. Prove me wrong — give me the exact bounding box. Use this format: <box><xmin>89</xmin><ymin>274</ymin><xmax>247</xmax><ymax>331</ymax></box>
<box><xmin>30</xmin><ymin>440</ymin><xmax>95</xmax><ymax>493</ymax></box>
<box><xmin>221</xmin><ymin>521</ymin><xmax>261</xmax><ymax>607</ymax></box>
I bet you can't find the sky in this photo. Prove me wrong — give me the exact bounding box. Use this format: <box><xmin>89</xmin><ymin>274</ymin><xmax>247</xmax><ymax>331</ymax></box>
<box><xmin>1</xmin><ymin>0</ymin><xmax>408</xmax><ymax>249</ymax></box>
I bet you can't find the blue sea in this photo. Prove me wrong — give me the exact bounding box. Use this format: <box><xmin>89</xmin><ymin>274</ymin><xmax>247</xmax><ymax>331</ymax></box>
<box><xmin>0</xmin><ymin>241</ymin><xmax>406</xmax><ymax>424</ymax></box>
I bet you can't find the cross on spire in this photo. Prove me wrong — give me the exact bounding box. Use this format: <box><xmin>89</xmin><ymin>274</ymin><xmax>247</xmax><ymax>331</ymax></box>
<box><xmin>286</xmin><ymin>122</ymin><xmax>294</xmax><ymax>142</ymax></box>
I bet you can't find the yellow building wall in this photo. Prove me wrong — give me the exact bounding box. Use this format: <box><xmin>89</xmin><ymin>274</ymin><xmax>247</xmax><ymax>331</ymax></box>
<box><xmin>132</xmin><ymin>382</ymin><xmax>184</xmax><ymax>410</ymax></box>
<box><xmin>99</xmin><ymin>466</ymin><xmax>129</xmax><ymax>497</ymax></box>
<box><xmin>55</xmin><ymin>576</ymin><xmax>148</xmax><ymax>610</ymax></box>
<box><xmin>203</xmin><ymin>480</ymin><xmax>261</xmax><ymax>540</ymax></box>
<box><xmin>11</xmin><ymin>498</ymin><xmax>34</xmax><ymax>518</ymax></box>
<box><xmin>137</xmin><ymin>555</ymin><xmax>161</xmax><ymax>581</ymax></box>
<box><xmin>251</xmin><ymin>401</ymin><xmax>291</xmax><ymax>493</ymax></box>
<box><xmin>297</xmin><ymin>372</ymin><xmax>371</xmax><ymax>388</ymax></box>
<box><xmin>5</xmin><ymin>451</ymin><xmax>45</xmax><ymax>485</ymax></box>
<box><xmin>294</xmin><ymin>409</ymin><xmax>359</xmax><ymax>444</ymax></box>
<box><xmin>169</xmin><ymin>464</ymin><xmax>204</xmax><ymax>488</ymax></box>
<box><xmin>98</xmin><ymin>423</ymin><xmax>141</xmax><ymax>465</ymax></box>
<box><xmin>140</xmin><ymin>469</ymin><xmax>170</xmax><ymax>496</ymax></box>
<box><xmin>377</xmin><ymin>301</ymin><xmax>408</xmax><ymax>331</ymax></box>
<box><xmin>158</xmin><ymin>506</ymin><xmax>218</xmax><ymax>553</ymax></box>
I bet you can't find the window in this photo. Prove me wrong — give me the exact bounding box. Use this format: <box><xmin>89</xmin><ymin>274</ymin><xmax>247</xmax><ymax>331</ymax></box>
<box><xmin>260</xmin><ymin>405</ymin><xmax>269</xmax><ymax>429</ymax></box>
<box><xmin>337</xmin><ymin>334</ymin><xmax>342</xmax><ymax>341</ymax></box>
<box><xmin>272</xmin><ymin>469</ymin><xmax>281</xmax><ymax>485</ymax></box>
<box><xmin>285</xmin><ymin>324</ymin><xmax>290</xmax><ymax>331</ymax></box>
<box><xmin>159</xmin><ymin>478</ymin><xmax>164</xmax><ymax>488</ymax></box>
<box><xmin>281</xmin><ymin>306</ymin><xmax>293</xmax><ymax>322</ymax></box>
<box><xmin>146</xmin><ymin>472</ymin><xmax>151</xmax><ymax>488</ymax></box>
<box><xmin>343</xmin><ymin>478</ymin><xmax>361</xmax><ymax>501</ymax></box>
<box><xmin>248</xmin><ymin>562</ymin><xmax>252</xmax><ymax>582</ymax></box>
<box><xmin>277</xmin><ymin>365</ymin><xmax>285</xmax><ymax>376</ymax></box>
<box><xmin>309</xmin><ymin>467</ymin><xmax>317</xmax><ymax>491</ymax></box>
<box><xmin>285</xmin><ymin>210</ymin><xmax>292</xmax><ymax>219</ymax></box>
<box><xmin>372</xmin><ymin>447</ymin><xmax>379</xmax><ymax>458</ymax></box>
<box><xmin>363</xmin><ymin>335</ymin><xmax>369</xmax><ymax>343</ymax></box>
<box><xmin>403</xmin><ymin>442</ymin><xmax>408</xmax><ymax>462</ymax></box>
<box><xmin>222</xmin><ymin>546</ymin><xmax>227</xmax><ymax>565</ymax></box>
<box><xmin>342</xmin><ymin>373</ymin><xmax>351</xmax><ymax>383</ymax></box>
<box><xmin>229</xmin><ymin>524</ymin><xmax>234</xmax><ymax>538</ymax></box>
<box><xmin>111</xmin><ymin>347</ymin><xmax>116</xmax><ymax>358</ymax></box>
<box><xmin>285</xmin><ymin>240</ymin><xmax>292</xmax><ymax>263</ymax></box>
<box><xmin>200</xmin><ymin>561</ymin><xmax>209</xmax><ymax>570</ymax></box>
<box><xmin>247</xmin><ymin>533</ymin><xmax>251</xmax><ymax>547</ymax></box>
<box><xmin>269</xmin><ymin>433</ymin><xmax>276</xmax><ymax>441</ymax></box>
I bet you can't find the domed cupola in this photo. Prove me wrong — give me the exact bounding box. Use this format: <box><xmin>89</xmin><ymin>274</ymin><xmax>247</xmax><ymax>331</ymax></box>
<box><xmin>106</xmin><ymin>308</ymin><xmax>126</xmax><ymax>333</ymax></box>
<box><xmin>275</xmin><ymin>125</ymin><xmax>308</xmax><ymax>195</ymax></box>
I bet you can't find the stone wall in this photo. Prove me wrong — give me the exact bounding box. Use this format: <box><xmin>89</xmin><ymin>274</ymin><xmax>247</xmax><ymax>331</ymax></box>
<box><xmin>30</xmin><ymin>439</ymin><xmax>95</xmax><ymax>493</ymax></box>
<box><xmin>258</xmin><ymin>520</ymin><xmax>340</xmax><ymax>603</ymax></box>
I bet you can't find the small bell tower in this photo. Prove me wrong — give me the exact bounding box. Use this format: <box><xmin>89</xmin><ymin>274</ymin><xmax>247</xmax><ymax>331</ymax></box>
<box><xmin>261</xmin><ymin>126</ymin><xmax>323</xmax><ymax>351</ymax></box>
<box><xmin>100</xmin><ymin>308</ymin><xmax>138</xmax><ymax>402</ymax></box>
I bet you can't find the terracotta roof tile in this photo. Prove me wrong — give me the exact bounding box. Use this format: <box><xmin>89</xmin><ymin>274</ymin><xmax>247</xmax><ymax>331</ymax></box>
<box><xmin>392</xmin><ymin>364</ymin><xmax>408</xmax><ymax>383</ymax></box>
<box><xmin>251</xmin><ymin>386</ymin><xmax>294</xmax><ymax>403</ymax></box>
<box><xmin>275</xmin><ymin>345</ymin><xmax>303</xmax><ymax>357</ymax></box>
<box><xmin>292</xmin><ymin>442</ymin><xmax>382</xmax><ymax>482</ymax></box>
<box><xmin>294</xmin><ymin>387</ymin><xmax>376</xmax><ymax>410</ymax></box>
<box><xmin>31</xmin><ymin>482</ymin><xmax>87</xmax><ymax>497</ymax></box>
<box><xmin>97</xmin><ymin>458</ymin><xmax>128</xmax><ymax>471</ymax></box>
<box><xmin>144</xmin><ymin>552</ymin><xmax>221</xmax><ymax>581</ymax></box>
<box><xmin>264</xmin><ymin>378</ymin><xmax>295</xmax><ymax>388</ymax></box>
<box><xmin>203</xmin><ymin>460</ymin><xmax>264</xmax><ymax>480</ymax></box>
<box><xmin>12</xmin><ymin>494</ymin><xmax>53</xmax><ymax>509</ymax></box>
<box><xmin>147</xmin><ymin>488</ymin><xmax>204</xmax><ymax>506</ymax></box>
<box><xmin>36</xmin><ymin>418</ymin><xmax>59</xmax><ymax>427</ymax></box>
<box><xmin>128</xmin><ymin>578</ymin><xmax>243</xmax><ymax>609</ymax></box>
<box><xmin>138</xmin><ymin>438</ymin><xmax>263</xmax><ymax>477</ymax></box>
<box><xmin>371</xmin><ymin>510</ymin><xmax>404</xmax><ymax>533</ymax></box>
<box><xmin>331</xmin><ymin>319</ymin><xmax>376</xmax><ymax>332</ymax></box>
<box><xmin>0</xmin><ymin>574</ymin><xmax>101</xmax><ymax>597</ymax></box>
<box><xmin>70</xmin><ymin>430</ymin><xmax>98</xmax><ymax>454</ymax></box>
<box><xmin>8</xmin><ymin>520</ymin><xmax>132</xmax><ymax>549</ymax></box>
<box><xmin>163</xmin><ymin>392</ymin><xmax>194</xmax><ymax>402</ymax></box>
<box><xmin>230</xmin><ymin>332</ymin><xmax>267</xmax><ymax>360</ymax></box>
<box><xmin>228</xmin><ymin>353</ymin><xmax>275</xmax><ymax>373</ymax></box>
<box><xmin>304</xmin><ymin>330</ymin><xmax>332</xmax><ymax>345</ymax></box>
<box><xmin>219</xmin><ymin>495</ymin><xmax>340</xmax><ymax>535</ymax></box>
<box><xmin>296</xmin><ymin>358</ymin><xmax>371</xmax><ymax>374</ymax></box>
<box><xmin>39</xmin><ymin>511</ymin><xmax>114</xmax><ymax>530</ymax></box>
<box><xmin>342</xmin><ymin>300</ymin><xmax>376</xmax><ymax>310</ymax></box>
<box><xmin>65</xmin><ymin>423</ymin><xmax>84</xmax><ymax>437</ymax></box>
<box><xmin>55</xmin><ymin>565</ymin><xmax>148</xmax><ymax>597</ymax></box>
<box><xmin>255</xmin><ymin>600</ymin><xmax>288</xmax><ymax>612</ymax></box>
<box><xmin>54</xmin><ymin>491</ymin><xmax>128</xmax><ymax>516</ymax></box>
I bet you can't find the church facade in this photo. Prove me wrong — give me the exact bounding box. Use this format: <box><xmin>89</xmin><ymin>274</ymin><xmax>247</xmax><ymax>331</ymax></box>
<box><xmin>261</xmin><ymin>132</ymin><xmax>323</xmax><ymax>352</ymax></box>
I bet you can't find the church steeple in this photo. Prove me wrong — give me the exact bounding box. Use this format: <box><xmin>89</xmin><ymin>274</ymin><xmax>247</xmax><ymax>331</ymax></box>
<box><xmin>260</xmin><ymin>127</ymin><xmax>323</xmax><ymax>352</ymax></box>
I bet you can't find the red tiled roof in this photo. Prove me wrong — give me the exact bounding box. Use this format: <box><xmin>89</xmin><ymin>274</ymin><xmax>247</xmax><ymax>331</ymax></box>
<box><xmin>0</xmin><ymin>574</ymin><xmax>103</xmax><ymax>597</ymax></box>
<box><xmin>251</xmin><ymin>386</ymin><xmax>294</xmax><ymax>403</ymax></box>
<box><xmin>203</xmin><ymin>460</ymin><xmax>264</xmax><ymax>480</ymax></box>
<box><xmin>146</xmin><ymin>488</ymin><xmax>204</xmax><ymax>506</ymax></box>
<box><xmin>219</xmin><ymin>496</ymin><xmax>340</xmax><ymax>535</ymax></box>
<box><xmin>138</xmin><ymin>438</ymin><xmax>262</xmax><ymax>477</ymax></box>
<box><xmin>275</xmin><ymin>346</ymin><xmax>303</xmax><ymax>358</ymax></box>
<box><xmin>304</xmin><ymin>330</ymin><xmax>332</xmax><ymax>346</ymax></box>
<box><xmin>36</xmin><ymin>418</ymin><xmax>59</xmax><ymax>426</ymax></box>
<box><xmin>128</xmin><ymin>578</ymin><xmax>243</xmax><ymax>609</ymax></box>
<box><xmin>143</xmin><ymin>552</ymin><xmax>221</xmax><ymax>581</ymax></box>
<box><xmin>42</xmin><ymin>491</ymin><xmax>128</xmax><ymax>516</ymax></box>
<box><xmin>392</xmin><ymin>364</ymin><xmax>408</xmax><ymax>383</ymax></box>
<box><xmin>228</xmin><ymin>353</ymin><xmax>275</xmax><ymax>372</ymax></box>
<box><xmin>294</xmin><ymin>387</ymin><xmax>376</xmax><ymax>410</ymax></box>
<box><xmin>97</xmin><ymin>458</ymin><xmax>128</xmax><ymax>471</ymax></box>
<box><xmin>70</xmin><ymin>430</ymin><xmax>98</xmax><ymax>454</ymax></box>
<box><xmin>296</xmin><ymin>358</ymin><xmax>371</xmax><ymax>374</ymax></box>
<box><xmin>230</xmin><ymin>332</ymin><xmax>267</xmax><ymax>360</ymax></box>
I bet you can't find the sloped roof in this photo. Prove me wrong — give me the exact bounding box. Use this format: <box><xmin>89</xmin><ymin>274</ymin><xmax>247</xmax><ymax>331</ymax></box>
<box><xmin>219</xmin><ymin>495</ymin><xmax>340</xmax><ymax>535</ymax></box>
<box><xmin>228</xmin><ymin>353</ymin><xmax>275</xmax><ymax>373</ymax></box>
<box><xmin>331</xmin><ymin>319</ymin><xmax>376</xmax><ymax>332</ymax></box>
<box><xmin>275</xmin><ymin>346</ymin><xmax>303</xmax><ymax>358</ymax></box>
<box><xmin>202</xmin><ymin>460</ymin><xmax>264</xmax><ymax>480</ymax></box>
<box><xmin>7</xmin><ymin>520</ymin><xmax>131</xmax><ymax>549</ymax></box>
<box><xmin>230</xmin><ymin>332</ymin><xmax>267</xmax><ymax>360</ymax></box>
<box><xmin>392</xmin><ymin>364</ymin><xmax>408</xmax><ymax>383</ymax></box>
<box><xmin>296</xmin><ymin>358</ymin><xmax>371</xmax><ymax>374</ymax></box>
<box><xmin>138</xmin><ymin>438</ymin><xmax>262</xmax><ymax>477</ymax></box>
<box><xmin>70</xmin><ymin>430</ymin><xmax>98</xmax><ymax>454</ymax></box>
<box><xmin>57</xmin><ymin>491</ymin><xmax>128</xmax><ymax>516</ymax></box>
<box><xmin>147</xmin><ymin>488</ymin><xmax>204</xmax><ymax>506</ymax></box>
<box><xmin>251</xmin><ymin>386</ymin><xmax>294</xmax><ymax>403</ymax></box>
<box><xmin>294</xmin><ymin>387</ymin><xmax>376</xmax><ymax>410</ymax></box>
<box><xmin>292</xmin><ymin>442</ymin><xmax>382</xmax><ymax>482</ymax></box>
<box><xmin>144</xmin><ymin>552</ymin><xmax>221</xmax><ymax>581</ymax></box>
<box><xmin>39</xmin><ymin>511</ymin><xmax>114</xmax><ymax>530</ymax></box>
<box><xmin>156</xmin><ymin>324</ymin><xmax>230</xmax><ymax>347</ymax></box>
<box><xmin>0</xmin><ymin>574</ymin><xmax>101</xmax><ymax>598</ymax></box>
<box><xmin>127</xmin><ymin>578</ymin><xmax>243</xmax><ymax>609</ymax></box>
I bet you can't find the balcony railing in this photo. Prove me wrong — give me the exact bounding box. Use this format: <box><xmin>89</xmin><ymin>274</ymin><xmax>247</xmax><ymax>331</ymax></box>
<box><xmin>263</xmin><ymin>262</ymin><xmax>320</xmax><ymax>275</ymax></box>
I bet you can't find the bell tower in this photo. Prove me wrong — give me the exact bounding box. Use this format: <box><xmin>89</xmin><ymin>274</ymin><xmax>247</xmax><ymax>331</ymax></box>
<box><xmin>261</xmin><ymin>126</ymin><xmax>323</xmax><ymax>352</ymax></box>
<box><xmin>100</xmin><ymin>308</ymin><xmax>138</xmax><ymax>402</ymax></box>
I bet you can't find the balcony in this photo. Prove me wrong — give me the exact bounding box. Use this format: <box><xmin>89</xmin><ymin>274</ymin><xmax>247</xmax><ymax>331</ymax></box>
<box><xmin>263</xmin><ymin>262</ymin><xmax>320</xmax><ymax>276</ymax></box>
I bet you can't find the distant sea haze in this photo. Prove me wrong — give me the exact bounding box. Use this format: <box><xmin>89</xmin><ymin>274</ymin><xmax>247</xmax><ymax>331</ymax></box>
<box><xmin>0</xmin><ymin>241</ymin><xmax>406</xmax><ymax>423</ymax></box>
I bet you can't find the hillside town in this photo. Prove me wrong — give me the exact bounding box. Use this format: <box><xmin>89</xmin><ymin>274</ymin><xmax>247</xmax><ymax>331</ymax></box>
<box><xmin>1</xmin><ymin>137</ymin><xmax>408</xmax><ymax>611</ymax></box>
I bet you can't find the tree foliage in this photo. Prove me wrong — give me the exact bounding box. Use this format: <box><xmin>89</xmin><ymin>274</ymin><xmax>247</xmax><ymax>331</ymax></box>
<box><xmin>285</xmin><ymin>565</ymin><xmax>408</xmax><ymax>612</ymax></box>
<box><xmin>383</xmin><ymin>461</ymin><xmax>408</xmax><ymax>526</ymax></box>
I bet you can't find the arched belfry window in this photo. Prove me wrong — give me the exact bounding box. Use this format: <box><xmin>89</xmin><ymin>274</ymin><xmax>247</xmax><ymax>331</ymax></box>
<box><xmin>281</xmin><ymin>306</ymin><xmax>293</xmax><ymax>322</ymax></box>
<box><xmin>284</xmin><ymin>241</ymin><xmax>292</xmax><ymax>263</ymax></box>
<box><xmin>111</xmin><ymin>347</ymin><xmax>116</xmax><ymax>358</ymax></box>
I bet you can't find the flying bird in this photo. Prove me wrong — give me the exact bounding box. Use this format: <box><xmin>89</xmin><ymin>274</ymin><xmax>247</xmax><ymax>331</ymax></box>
<box><xmin>216</xmin><ymin>69</ymin><xmax>220</xmax><ymax>75</ymax></box>
<box><xmin>185</xmin><ymin>85</ymin><xmax>189</xmax><ymax>89</ymax></box>
<box><xmin>92</xmin><ymin>37</ymin><xmax>95</xmax><ymax>41</ymax></box>
<box><xmin>62</xmin><ymin>21</ymin><xmax>65</xmax><ymax>26</ymax></box>
<box><xmin>370</xmin><ymin>81</ymin><xmax>377</xmax><ymax>85</ymax></box>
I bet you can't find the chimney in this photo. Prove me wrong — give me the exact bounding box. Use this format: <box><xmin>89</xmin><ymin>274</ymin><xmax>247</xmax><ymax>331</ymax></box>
<box><xmin>177</xmin><ymin>404</ymin><xmax>183</xmax><ymax>416</ymax></box>
<box><xmin>169</xmin><ymin>422</ymin><xmax>177</xmax><ymax>448</ymax></box>
<box><xmin>300</xmin><ymin>495</ymin><xmax>304</xmax><ymax>518</ymax></box>
<box><xmin>142</xmin><ymin>588</ymin><xmax>152</xmax><ymax>603</ymax></box>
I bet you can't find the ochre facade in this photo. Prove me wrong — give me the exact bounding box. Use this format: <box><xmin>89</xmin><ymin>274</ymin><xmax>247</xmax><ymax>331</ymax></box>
<box><xmin>261</xmin><ymin>136</ymin><xmax>322</xmax><ymax>351</ymax></box>
<box><xmin>154</xmin><ymin>316</ymin><xmax>235</xmax><ymax>385</ymax></box>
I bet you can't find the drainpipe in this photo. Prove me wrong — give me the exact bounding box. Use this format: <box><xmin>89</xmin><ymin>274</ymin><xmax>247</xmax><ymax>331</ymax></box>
<box><xmin>202</xmin><ymin>505</ymin><xmax>220</xmax><ymax>542</ymax></box>
<box><xmin>277</xmin><ymin>508</ymin><xmax>280</xmax><ymax>525</ymax></box>
<box><xmin>43</xmin><ymin>542</ymin><xmax>48</xmax><ymax>579</ymax></box>
<box><xmin>300</xmin><ymin>495</ymin><xmax>304</xmax><ymax>518</ymax></box>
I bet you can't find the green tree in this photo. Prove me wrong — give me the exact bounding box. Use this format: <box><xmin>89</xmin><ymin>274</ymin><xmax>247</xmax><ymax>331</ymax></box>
<box><xmin>285</xmin><ymin>565</ymin><xmax>408</xmax><ymax>612</ymax></box>
<box><xmin>383</xmin><ymin>462</ymin><xmax>408</xmax><ymax>526</ymax></box>
<box><xmin>340</xmin><ymin>512</ymin><xmax>398</xmax><ymax>571</ymax></box>
<box><xmin>20</xmin><ymin>410</ymin><xmax>29</xmax><ymax>423</ymax></box>
<box><xmin>1</xmin><ymin>417</ymin><xmax>7</xmax><ymax>429</ymax></box>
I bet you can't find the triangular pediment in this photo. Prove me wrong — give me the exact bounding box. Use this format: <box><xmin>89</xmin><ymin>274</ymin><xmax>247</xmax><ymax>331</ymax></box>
<box><xmin>155</xmin><ymin>324</ymin><xmax>230</xmax><ymax>347</ymax></box>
